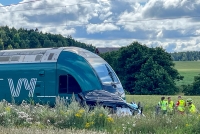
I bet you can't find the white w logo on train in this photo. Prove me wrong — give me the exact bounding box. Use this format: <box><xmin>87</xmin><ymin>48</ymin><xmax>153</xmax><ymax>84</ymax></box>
<box><xmin>8</xmin><ymin>78</ymin><xmax>37</xmax><ymax>97</ymax></box>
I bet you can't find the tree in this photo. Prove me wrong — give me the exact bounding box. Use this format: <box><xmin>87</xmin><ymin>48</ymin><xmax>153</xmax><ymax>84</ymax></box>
<box><xmin>150</xmin><ymin>47</ymin><xmax>183</xmax><ymax>81</ymax></box>
<box><xmin>57</xmin><ymin>41</ymin><xmax>63</xmax><ymax>47</ymax></box>
<box><xmin>29</xmin><ymin>37</ymin><xmax>41</xmax><ymax>48</ymax></box>
<box><xmin>0</xmin><ymin>26</ymin><xmax>95</xmax><ymax>52</ymax></box>
<box><xmin>0</xmin><ymin>39</ymin><xmax>4</xmax><ymax>50</ymax></box>
<box><xmin>14</xmin><ymin>43</ymin><xmax>20</xmax><ymax>49</ymax></box>
<box><xmin>100</xmin><ymin>42</ymin><xmax>182</xmax><ymax>95</ymax></box>
<box><xmin>116</xmin><ymin>42</ymin><xmax>149</xmax><ymax>94</ymax></box>
<box><xmin>0</xmin><ymin>29</ymin><xmax>8</xmax><ymax>48</ymax></box>
<box><xmin>43</xmin><ymin>39</ymin><xmax>52</xmax><ymax>48</ymax></box>
<box><xmin>181</xmin><ymin>53</ymin><xmax>187</xmax><ymax>61</ymax></box>
<box><xmin>183</xmin><ymin>74</ymin><xmax>200</xmax><ymax>95</ymax></box>
<box><xmin>29</xmin><ymin>32</ymin><xmax>41</xmax><ymax>48</ymax></box>
<box><xmin>170</xmin><ymin>51</ymin><xmax>200</xmax><ymax>61</ymax></box>
<box><xmin>134</xmin><ymin>57</ymin><xmax>178</xmax><ymax>95</ymax></box>
<box><xmin>20</xmin><ymin>40</ymin><xmax>29</xmax><ymax>49</ymax></box>
<box><xmin>7</xmin><ymin>44</ymin><xmax>13</xmax><ymax>50</ymax></box>
<box><xmin>13</xmin><ymin>33</ymin><xmax>20</xmax><ymax>44</ymax></box>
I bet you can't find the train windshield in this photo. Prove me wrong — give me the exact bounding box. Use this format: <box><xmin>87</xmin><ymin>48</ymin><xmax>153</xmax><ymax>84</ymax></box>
<box><xmin>85</xmin><ymin>56</ymin><xmax>120</xmax><ymax>84</ymax></box>
<box><xmin>92</xmin><ymin>63</ymin><xmax>119</xmax><ymax>84</ymax></box>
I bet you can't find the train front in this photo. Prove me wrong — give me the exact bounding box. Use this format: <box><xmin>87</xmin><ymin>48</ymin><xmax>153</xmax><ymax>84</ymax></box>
<box><xmin>74</xmin><ymin>48</ymin><xmax>126</xmax><ymax>100</ymax></box>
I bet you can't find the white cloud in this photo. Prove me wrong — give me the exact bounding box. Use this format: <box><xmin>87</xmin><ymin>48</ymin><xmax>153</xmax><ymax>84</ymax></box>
<box><xmin>77</xmin><ymin>38</ymin><xmax>135</xmax><ymax>47</ymax></box>
<box><xmin>157</xmin><ymin>30</ymin><xmax>163</xmax><ymax>38</ymax></box>
<box><xmin>86</xmin><ymin>23</ymin><xmax>120</xmax><ymax>34</ymax></box>
<box><xmin>41</xmin><ymin>27</ymin><xmax>76</xmax><ymax>37</ymax></box>
<box><xmin>195</xmin><ymin>29</ymin><xmax>200</xmax><ymax>35</ymax></box>
<box><xmin>0</xmin><ymin>0</ymin><xmax>200</xmax><ymax>52</ymax></box>
<box><xmin>77</xmin><ymin>36</ymin><xmax>200</xmax><ymax>53</ymax></box>
<box><xmin>99</xmin><ymin>11</ymin><xmax>112</xmax><ymax>20</ymax></box>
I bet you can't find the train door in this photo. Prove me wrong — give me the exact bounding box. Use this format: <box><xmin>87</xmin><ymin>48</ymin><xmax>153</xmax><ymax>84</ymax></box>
<box><xmin>57</xmin><ymin>73</ymin><xmax>82</xmax><ymax>102</ymax></box>
<box><xmin>34</xmin><ymin>70</ymin><xmax>45</xmax><ymax>104</ymax></box>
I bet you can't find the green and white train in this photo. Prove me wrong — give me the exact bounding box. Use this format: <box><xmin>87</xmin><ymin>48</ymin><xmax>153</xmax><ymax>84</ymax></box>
<box><xmin>0</xmin><ymin>47</ymin><xmax>125</xmax><ymax>105</ymax></box>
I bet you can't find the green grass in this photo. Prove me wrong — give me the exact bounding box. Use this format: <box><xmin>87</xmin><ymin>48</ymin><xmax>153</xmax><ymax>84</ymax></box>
<box><xmin>126</xmin><ymin>95</ymin><xmax>200</xmax><ymax>111</ymax></box>
<box><xmin>1</xmin><ymin>96</ymin><xmax>200</xmax><ymax>134</ymax></box>
<box><xmin>0</xmin><ymin>127</ymin><xmax>104</xmax><ymax>134</ymax></box>
<box><xmin>126</xmin><ymin>95</ymin><xmax>200</xmax><ymax>134</ymax></box>
<box><xmin>174</xmin><ymin>61</ymin><xmax>200</xmax><ymax>86</ymax></box>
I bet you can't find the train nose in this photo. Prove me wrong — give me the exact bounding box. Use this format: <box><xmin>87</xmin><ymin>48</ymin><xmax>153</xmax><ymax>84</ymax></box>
<box><xmin>102</xmin><ymin>84</ymin><xmax>126</xmax><ymax>100</ymax></box>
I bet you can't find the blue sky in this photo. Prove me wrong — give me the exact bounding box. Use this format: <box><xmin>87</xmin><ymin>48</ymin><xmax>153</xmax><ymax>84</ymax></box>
<box><xmin>0</xmin><ymin>0</ymin><xmax>200</xmax><ymax>52</ymax></box>
<box><xmin>0</xmin><ymin>0</ymin><xmax>21</xmax><ymax>5</ymax></box>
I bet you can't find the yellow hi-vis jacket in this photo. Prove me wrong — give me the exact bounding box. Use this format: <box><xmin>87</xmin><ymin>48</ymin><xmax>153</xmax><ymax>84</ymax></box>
<box><xmin>188</xmin><ymin>104</ymin><xmax>196</xmax><ymax>114</ymax></box>
<box><xmin>177</xmin><ymin>99</ymin><xmax>186</xmax><ymax>112</ymax></box>
<box><xmin>168</xmin><ymin>100</ymin><xmax>174</xmax><ymax>112</ymax></box>
<box><xmin>158</xmin><ymin>100</ymin><xmax>168</xmax><ymax>110</ymax></box>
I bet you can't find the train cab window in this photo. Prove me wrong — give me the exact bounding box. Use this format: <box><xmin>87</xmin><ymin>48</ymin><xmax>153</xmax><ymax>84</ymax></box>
<box><xmin>68</xmin><ymin>74</ymin><xmax>82</xmax><ymax>94</ymax></box>
<box><xmin>59</xmin><ymin>74</ymin><xmax>82</xmax><ymax>94</ymax></box>
<box><xmin>59</xmin><ymin>75</ymin><xmax>67</xmax><ymax>93</ymax></box>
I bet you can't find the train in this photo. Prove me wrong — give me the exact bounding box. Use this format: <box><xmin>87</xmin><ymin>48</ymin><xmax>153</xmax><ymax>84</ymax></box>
<box><xmin>0</xmin><ymin>47</ymin><xmax>125</xmax><ymax>105</ymax></box>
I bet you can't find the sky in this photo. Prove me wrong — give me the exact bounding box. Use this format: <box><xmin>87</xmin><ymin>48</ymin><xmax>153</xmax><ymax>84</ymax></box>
<box><xmin>0</xmin><ymin>0</ymin><xmax>200</xmax><ymax>52</ymax></box>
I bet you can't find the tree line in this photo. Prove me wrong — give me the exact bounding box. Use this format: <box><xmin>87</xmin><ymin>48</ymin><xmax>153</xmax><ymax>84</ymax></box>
<box><xmin>0</xmin><ymin>26</ymin><xmax>95</xmax><ymax>52</ymax></box>
<box><xmin>170</xmin><ymin>51</ymin><xmax>200</xmax><ymax>61</ymax></box>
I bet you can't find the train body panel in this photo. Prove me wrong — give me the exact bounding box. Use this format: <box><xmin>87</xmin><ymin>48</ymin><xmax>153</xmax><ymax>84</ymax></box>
<box><xmin>0</xmin><ymin>47</ymin><xmax>125</xmax><ymax>105</ymax></box>
<box><xmin>0</xmin><ymin>62</ymin><xmax>56</xmax><ymax>104</ymax></box>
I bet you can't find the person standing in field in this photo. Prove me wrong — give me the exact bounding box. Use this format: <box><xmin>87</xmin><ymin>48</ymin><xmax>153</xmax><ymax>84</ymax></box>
<box><xmin>167</xmin><ymin>96</ymin><xmax>175</xmax><ymax>115</ymax></box>
<box><xmin>186</xmin><ymin>98</ymin><xmax>197</xmax><ymax>114</ymax></box>
<box><xmin>158</xmin><ymin>96</ymin><xmax>168</xmax><ymax>115</ymax></box>
<box><xmin>175</xmin><ymin>96</ymin><xmax>186</xmax><ymax>114</ymax></box>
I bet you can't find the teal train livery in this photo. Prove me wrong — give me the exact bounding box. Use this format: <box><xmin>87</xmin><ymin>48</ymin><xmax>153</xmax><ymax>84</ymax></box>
<box><xmin>0</xmin><ymin>47</ymin><xmax>125</xmax><ymax>105</ymax></box>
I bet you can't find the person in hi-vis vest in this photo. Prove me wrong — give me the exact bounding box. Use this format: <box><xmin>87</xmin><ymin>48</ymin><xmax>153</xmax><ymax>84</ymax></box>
<box><xmin>167</xmin><ymin>96</ymin><xmax>175</xmax><ymax>115</ymax></box>
<box><xmin>176</xmin><ymin>96</ymin><xmax>186</xmax><ymax>114</ymax></box>
<box><xmin>186</xmin><ymin>98</ymin><xmax>197</xmax><ymax>114</ymax></box>
<box><xmin>158</xmin><ymin>96</ymin><xmax>168</xmax><ymax>115</ymax></box>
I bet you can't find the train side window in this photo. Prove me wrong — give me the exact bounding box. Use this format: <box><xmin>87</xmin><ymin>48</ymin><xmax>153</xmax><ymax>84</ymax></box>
<box><xmin>68</xmin><ymin>74</ymin><xmax>82</xmax><ymax>94</ymax></box>
<box><xmin>59</xmin><ymin>75</ymin><xmax>67</xmax><ymax>93</ymax></box>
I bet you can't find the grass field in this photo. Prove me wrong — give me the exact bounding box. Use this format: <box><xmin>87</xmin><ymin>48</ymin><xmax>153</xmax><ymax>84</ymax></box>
<box><xmin>174</xmin><ymin>61</ymin><xmax>200</xmax><ymax>86</ymax></box>
<box><xmin>1</xmin><ymin>95</ymin><xmax>199</xmax><ymax>134</ymax></box>
<box><xmin>0</xmin><ymin>127</ymin><xmax>104</xmax><ymax>134</ymax></box>
<box><xmin>126</xmin><ymin>95</ymin><xmax>200</xmax><ymax>113</ymax></box>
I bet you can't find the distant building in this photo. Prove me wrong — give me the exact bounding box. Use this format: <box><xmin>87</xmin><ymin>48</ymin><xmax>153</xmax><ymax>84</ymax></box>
<box><xmin>95</xmin><ymin>47</ymin><xmax>121</xmax><ymax>54</ymax></box>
